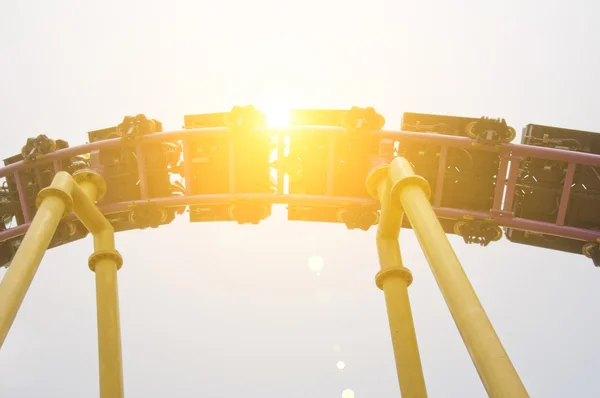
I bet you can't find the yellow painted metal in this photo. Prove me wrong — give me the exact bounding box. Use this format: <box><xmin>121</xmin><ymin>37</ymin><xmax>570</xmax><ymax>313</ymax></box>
<box><xmin>367</xmin><ymin>166</ymin><xmax>427</xmax><ymax>398</ymax></box>
<box><xmin>73</xmin><ymin>177</ymin><xmax>115</xmax><ymax>252</ymax></box>
<box><xmin>0</xmin><ymin>169</ymin><xmax>123</xmax><ymax>397</ymax></box>
<box><xmin>0</xmin><ymin>156</ymin><xmax>529</xmax><ymax>397</ymax></box>
<box><xmin>0</xmin><ymin>171</ymin><xmax>76</xmax><ymax>348</ymax></box>
<box><xmin>0</xmin><ymin>196</ymin><xmax>65</xmax><ymax>348</ymax></box>
<box><xmin>388</xmin><ymin>157</ymin><xmax>529</xmax><ymax>398</ymax></box>
<box><xmin>74</xmin><ymin>172</ymin><xmax>124</xmax><ymax>398</ymax></box>
<box><xmin>93</xmin><ymin>257</ymin><xmax>124</xmax><ymax>398</ymax></box>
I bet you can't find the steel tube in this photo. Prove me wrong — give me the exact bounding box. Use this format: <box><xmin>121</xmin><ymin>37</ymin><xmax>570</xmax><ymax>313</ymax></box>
<box><xmin>492</xmin><ymin>156</ymin><xmax>509</xmax><ymax>212</ymax></box>
<box><xmin>3</xmin><ymin>126</ymin><xmax>600</xmax><ymax>179</ymax></box>
<box><xmin>556</xmin><ymin>163</ymin><xmax>576</xmax><ymax>226</ymax></box>
<box><xmin>53</xmin><ymin>159</ymin><xmax>62</xmax><ymax>173</ymax></box>
<box><xmin>77</xmin><ymin>176</ymin><xmax>124</xmax><ymax>398</ymax></box>
<box><xmin>388</xmin><ymin>157</ymin><xmax>529</xmax><ymax>398</ymax></box>
<box><xmin>183</xmin><ymin>140</ymin><xmax>194</xmax><ymax>196</ymax></box>
<box><xmin>433</xmin><ymin>146</ymin><xmax>448</xmax><ymax>207</ymax></box>
<box><xmin>14</xmin><ymin>171</ymin><xmax>32</xmax><ymax>223</ymax></box>
<box><xmin>0</xmin><ymin>196</ymin><xmax>66</xmax><ymax>347</ymax></box>
<box><xmin>2</xmin><ymin>195</ymin><xmax>600</xmax><ymax>245</ymax></box>
<box><xmin>135</xmin><ymin>145</ymin><xmax>149</xmax><ymax>200</ymax></box>
<box><xmin>94</xmin><ymin>257</ymin><xmax>124</xmax><ymax>398</ymax></box>
<box><xmin>370</xmin><ymin>168</ymin><xmax>427</xmax><ymax>397</ymax></box>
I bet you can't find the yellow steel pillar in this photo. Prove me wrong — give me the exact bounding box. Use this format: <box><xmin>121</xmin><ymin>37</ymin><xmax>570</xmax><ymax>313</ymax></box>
<box><xmin>366</xmin><ymin>166</ymin><xmax>427</xmax><ymax>398</ymax></box>
<box><xmin>387</xmin><ymin>157</ymin><xmax>529</xmax><ymax>398</ymax></box>
<box><xmin>0</xmin><ymin>172</ymin><xmax>75</xmax><ymax>348</ymax></box>
<box><xmin>73</xmin><ymin>171</ymin><xmax>124</xmax><ymax>398</ymax></box>
<box><xmin>90</xmin><ymin>254</ymin><xmax>124</xmax><ymax>398</ymax></box>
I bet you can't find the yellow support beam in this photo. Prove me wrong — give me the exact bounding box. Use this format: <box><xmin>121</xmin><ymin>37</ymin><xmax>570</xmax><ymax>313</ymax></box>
<box><xmin>73</xmin><ymin>171</ymin><xmax>124</xmax><ymax>398</ymax></box>
<box><xmin>0</xmin><ymin>172</ymin><xmax>74</xmax><ymax>348</ymax></box>
<box><xmin>0</xmin><ymin>170</ymin><xmax>124</xmax><ymax>398</ymax></box>
<box><xmin>367</xmin><ymin>166</ymin><xmax>427</xmax><ymax>397</ymax></box>
<box><xmin>387</xmin><ymin>157</ymin><xmax>529</xmax><ymax>398</ymax></box>
<box><xmin>92</xmin><ymin>256</ymin><xmax>124</xmax><ymax>398</ymax></box>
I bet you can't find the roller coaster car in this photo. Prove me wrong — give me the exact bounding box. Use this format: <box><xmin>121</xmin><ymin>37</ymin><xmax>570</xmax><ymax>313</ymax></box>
<box><xmin>465</xmin><ymin>117</ymin><xmax>516</xmax><ymax>144</ymax></box>
<box><xmin>87</xmin><ymin>125</ymin><xmax>140</xmax><ymax>204</ymax></box>
<box><xmin>290</xmin><ymin>107</ymin><xmax>385</xmax><ymax>131</ymax></box>
<box><xmin>0</xmin><ymin>137</ymin><xmax>90</xmax><ymax>267</ymax></box>
<box><xmin>20</xmin><ymin>135</ymin><xmax>89</xmax><ymax>166</ymax></box>
<box><xmin>2</xmin><ymin>138</ymin><xmax>89</xmax><ymax>226</ymax></box>
<box><xmin>21</xmin><ymin>134</ymin><xmax>57</xmax><ymax>162</ymax></box>
<box><xmin>3</xmin><ymin>152</ymin><xmax>55</xmax><ymax>225</ymax></box>
<box><xmin>103</xmin><ymin>204</ymin><xmax>178</xmax><ymax>231</ymax></box>
<box><xmin>88</xmin><ymin>115</ymin><xmax>182</xmax><ymax>232</ymax></box>
<box><xmin>507</xmin><ymin>124</ymin><xmax>600</xmax><ymax>261</ymax></box>
<box><xmin>400</xmin><ymin>113</ymin><xmax>503</xmax><ymax>237</ymax></box>
<box><xmin>286</xmin><ymin>107</ymin><xmax>383</xmax><ymax>231</ymax></box>
<box><xmin>184</xmin><ymin>107</ymin><xmax>274</xmax><ymax>225</ymax></box>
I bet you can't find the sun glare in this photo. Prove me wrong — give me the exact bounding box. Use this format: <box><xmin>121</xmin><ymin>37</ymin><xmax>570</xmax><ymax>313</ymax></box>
<box><xmin>264</xmin><ymin>107</ymin><xmax>291</xmax><ymax>127</ymax></box>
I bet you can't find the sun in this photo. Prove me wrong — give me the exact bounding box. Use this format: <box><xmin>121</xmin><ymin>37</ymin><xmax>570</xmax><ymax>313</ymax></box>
<box><xmin>264</xmin><ymin>106</ymin><xmax>292</xmax><ymax>127</ymax></box>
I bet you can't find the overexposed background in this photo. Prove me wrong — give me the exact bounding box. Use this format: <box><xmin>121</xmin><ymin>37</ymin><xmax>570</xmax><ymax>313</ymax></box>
<box><xmin>1</xmin><ymin>0</ymin><xmax>599</xmax><ymax>397</ymax></box>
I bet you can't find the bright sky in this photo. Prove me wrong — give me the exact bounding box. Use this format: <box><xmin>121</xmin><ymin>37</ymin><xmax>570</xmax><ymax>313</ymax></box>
<box><xmin>1</xmin><ymin>0</ymin><xmax>599</xmax><ymax>397</ymax></box>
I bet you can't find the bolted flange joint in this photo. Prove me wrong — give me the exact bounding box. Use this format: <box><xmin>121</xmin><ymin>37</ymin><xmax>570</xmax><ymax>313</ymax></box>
<box><xmin>73</xmin><ymin>169</ymin><xmax>107</xmax><ymax>202</ymax></box>
<box><xmin>375</xmin><ymin>266</ymin><xmax>413</xmax><ymax>290</ymax></box>
<box><xmin>88</xmin><ymin>250</ymin><xmax>123</xmax><ymax>272</ymax></box>
<box><xmin>386</xmin><ymin>157</ymin><xmax>432</xmax><ymax>208</ymax></box>
<box><xmin>36</xmin><ymin>187</ymin><xmax>74</xmax><ymax>218</ymax></box>
<box><xmin>366</xmin><ymin>165</ymin><xmax>389</xmax><ymax>200</ymax></box>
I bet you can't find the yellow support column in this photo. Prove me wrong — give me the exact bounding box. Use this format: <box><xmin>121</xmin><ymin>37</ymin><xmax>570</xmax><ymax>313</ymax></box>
<box><xmin>73</xmin><ymin>171</ymin><xmax>124</xmax><ymax>398</ymax></box>
<box><xmin>367</xmin><ymin>166</ymin><xmax>427</xmax><ymax>398</ymax></box>
<box><xmin>387</xmin><ymin>157</ymin><xmax>528</xmax><ymax>398</ymax></box>
<box><xmin>0</xmin><ymin>169</ymin><xmax>124</xmax><ymax>398</ymax></box>
<box><xmin>90</xmin><ymin>254</ymin><xmax>124</xmax><ymax>398</ymax></box>
<box><xmin>0</xmin><ymin>172</ymin><xmax>74</xmax><ymax>348</ymax></box>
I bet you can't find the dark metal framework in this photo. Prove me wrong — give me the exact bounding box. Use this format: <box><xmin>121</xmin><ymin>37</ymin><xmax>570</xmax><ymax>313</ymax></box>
<box><xmin>1</xmin><ymin>109</ymin><xmax>599</xmax><ymax>267</ymax></box>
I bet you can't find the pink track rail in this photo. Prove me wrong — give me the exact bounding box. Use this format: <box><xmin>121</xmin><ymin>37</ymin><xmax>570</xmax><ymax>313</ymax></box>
<box><xmin>1</xmin><ymin>127</ymin><xmax>599</xmax><ymax>244</ymax></box>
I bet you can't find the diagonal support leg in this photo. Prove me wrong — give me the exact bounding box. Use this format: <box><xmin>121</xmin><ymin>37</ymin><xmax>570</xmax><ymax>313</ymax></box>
<box><xmin>387</xmin><ymin>157</ymin><xmax>529</xmax><ymax>398</ymax></box>
<box><xmin>0</xmin><ymin>172</ymin><xmax>74</xmax><ymax>348</ymax></box>
<box><xmin>367</xmin><ymin>167</ymin><xmax>427</xmax><ymax>397</ymax></box>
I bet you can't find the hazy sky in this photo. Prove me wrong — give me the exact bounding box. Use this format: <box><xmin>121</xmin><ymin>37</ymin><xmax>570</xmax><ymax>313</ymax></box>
<box><xmin>1</xmin><ymin>0</ymin><xmax>600</xmax><ymax>397</ymax></box>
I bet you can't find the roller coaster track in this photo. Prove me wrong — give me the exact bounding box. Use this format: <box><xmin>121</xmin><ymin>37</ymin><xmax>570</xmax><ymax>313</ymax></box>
<box><xmin>1</xmin><ymin>126</ymin><xmax>599</xmax><ymax>245</ymax></box>
<box><xmin>1</xmin><ymin>117</ymin><xmax>600</xmax><ymax>398</ymax></box>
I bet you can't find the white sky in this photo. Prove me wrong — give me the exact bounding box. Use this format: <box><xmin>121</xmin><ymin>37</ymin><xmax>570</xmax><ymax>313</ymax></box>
<box><xmin>1</xmin><ymin>0</ymin><xmax>600</xmax><ymax>397</ymax></box>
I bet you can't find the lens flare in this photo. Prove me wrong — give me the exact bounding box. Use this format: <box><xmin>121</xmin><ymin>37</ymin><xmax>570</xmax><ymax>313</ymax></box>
<box><xmin>265</xmin><ymin>107</ymin><xmax>291</xmax><ymax>127</ymax></box>
<box><xmin>342</xmin><ymin>389</ymin><xmax>355</xmax><ymax>398</ymax></box>
<box><xmin>308</xmin><ymin>256</ymin><xmax>324</xmax><ymax>274</ymax></box>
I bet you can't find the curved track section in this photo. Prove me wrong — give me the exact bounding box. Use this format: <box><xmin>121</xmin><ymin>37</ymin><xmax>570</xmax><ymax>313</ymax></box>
<box><xmin>1</xmin><ymin>108</ymin><xmax>600</xmax><ymax>267</ymax></box>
